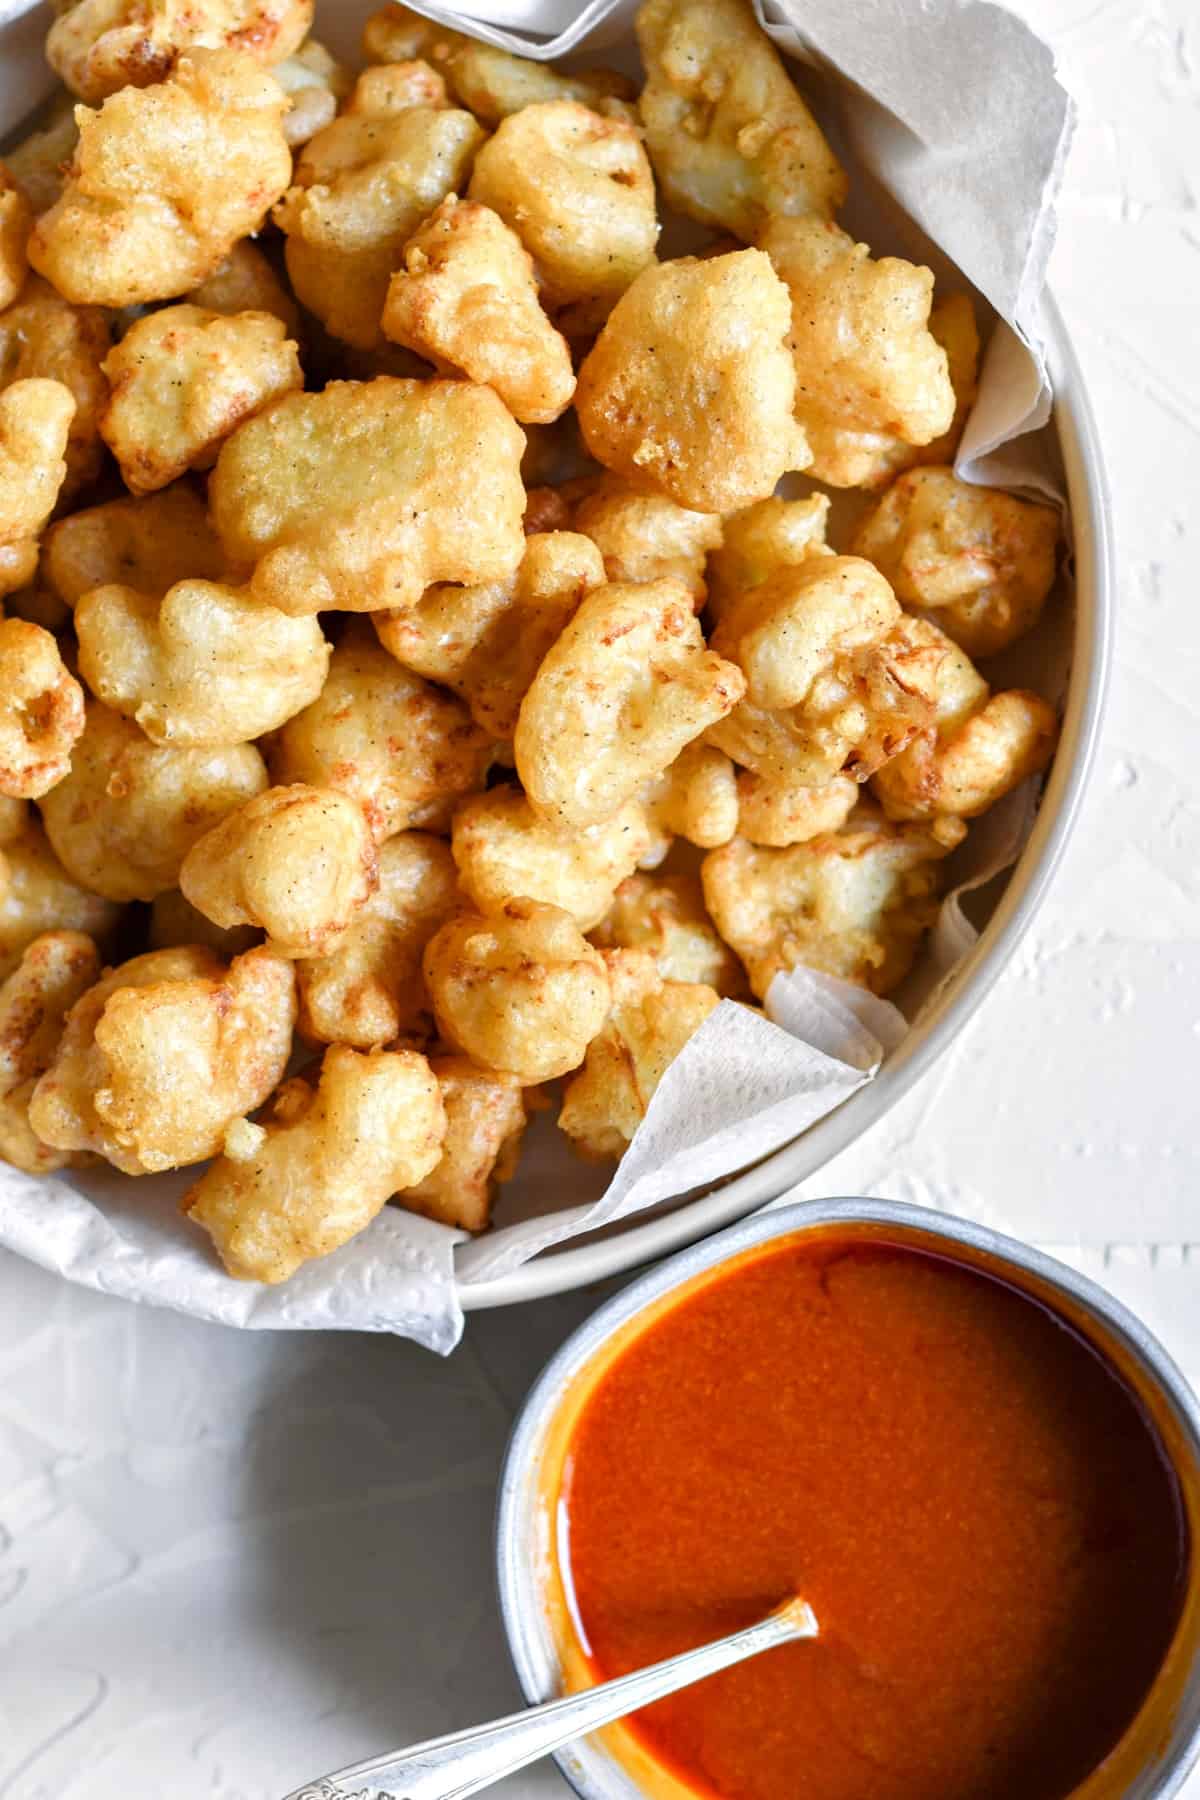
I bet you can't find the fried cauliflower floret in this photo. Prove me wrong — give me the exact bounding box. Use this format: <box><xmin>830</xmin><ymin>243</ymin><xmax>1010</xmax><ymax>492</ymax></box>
<box><xmin>28</xmin><ymin>943</ymin><xmax>296</xmax><ymax>1175</ymax></box>
<box><xmin>186</xmin><ymin>238</ymin><xmax>301</xmax><ymax>337</ymax></box>
<box><xmin>76</xmin><ymin>576</ymin><xmax>329</xmax><ymax>747</ymax></box>
<box><xmin>591</xmin><ymin>871</ymin><xmax>746</xmax><ymax>996</ymax></box>
<box><xmin>270</xmin><ymin>625</ymin><xmax>494</xmax><ymax>842</ymax></box>
<box><xmin>41</xmin><ymin>481</ymin><xmax>225</xmax><ymax>610</ymax></box>
<box><xmin>179</xmin><ymin>784</ymin><xmax>378</xmax><ymax>958</ymax></box>
<box><xmin>275</xmin><ymin>38</ymin><xmax>351</xmax><ymax>147</ymax></box>
<box><xmin>40</xmin><ymin>701</ymin><xmax>267</xmax><ymax>901</ymax></box>
<box><xmin>295</xmin><ymin>830</ymin><xmax>459</xmax><ymax>1047</ymax></box>
<box><xmin>706</xmin><ymin>492</ymin><xmax>831</xmax><ymax>619</ymax></box>
<box><xmin>209</xmin><ymin>377</ymin><xmax>526</xmax><ymax>616</ymax></box>
<box><xmin>468</xmin><ymin>100</ymin><xmax>657</xmax><ymax>333</ymax></box>
<box><xmin>559</xmin><ymin>948</ymin><xmax>720</xmax><ymax>1158</ymax></box>
<box><xmin>0</xmin><ymin>379</ymin><xmax>74</xmax><ymax>548</ymax></box>
<box><xmin>870</xmin><ymin>617</ymin><xmax>1058</xmax><ymax>820</ymax></box>
<box><xmin>5</xmin><ymin>100</ymin><xmax>80</xmax><ymax>218</ymax></box>
<box><xmin>374</xmin><ymin>531</ymin><xmax>605</xmax><ymax>740</ymax></box>
<box><xmin>571</xmin><ymin>476</ymin><xmax>723</xmax><ymax>605</ymax></box>
<box><xmin>382</xmin><ymin>198</ymin><xmax>575</xmax><ymax>425</ymax></box>
<box><xmin>851</xmin><ymin>466</ymin><xmax>1061</xmax><ymax>658</ymax></box>
<box><xmin>761</xmin><ymin>217</ymin><xmax>955</xmax><ymax>487</ymax></box>
<box><xmin>515</xmin><ymin>577</ymin><xmax>745</xmax><ymax>832</ymax></box>
<box><xmin>46</xmin><ymin>0</ymin><xmax>313</xmax><ymax>103</ymax></box>
<box><xmin>275</xmin><ymin>67</ymin><xmax>484</xmax><ymax>349</ymax></box>
<box><xmin>445</xmin><ymin>41</ymin><xmax>634</xmax><ymax>125</ymax></box>
<box><xmin>362</xmin><ymin>5</ymin><xmax>465</xmax><ymax>71</ymax></box>
<box><xmin>575</xmin><ymin>252</ymin><xmax>808</xmax><ymax>515</ymax></box>
<box><xmin>641</xmin><ymin>741</ymin><xmax>739</xmax><ymax>850</ymax></box>
<box><xmin>99</xmin><ymin>304</ymin><xmax>302</xmax><ymax>494</ymax></box>
<box><xmin>636</xmin><ymin>0</ymin><xmax>845</xmax><ymax>240</ymax></box>
<box><xmin>28</xmin><ymin>50</ymin><xmax>293</xmax><ymax>308</ymax></box>
<box><xmin>713</xmin><ymin>555</ymin><xmax>900</xmax><ymax>714</ymax></box>
<box><xmin>183</xmin><ymin>1043</ymin><xmax>445</xmax><ymax>1281</ymax></box>
<box><xmin>0</xmin><ymin>930</ymin><xmax>102</xmax><ymax>1174</ymax></box>
<box><xmin>451</xmin><ymin>787</ymin><xmax>658</xmax><ymax>931</ymax></box>
<box><xmin>148</xmin><ymin>886</ymin><xmax>260</xmax><ymax>957</ymax></box>
<box><xmin>0</xmin><ymin>620</ymin><xmax>84</xmax><ymax>799</ymax></box>
<box><xmin>736</xmin><ymin>768</ymin><xmax>859</xmax><ymax>846</ymax></box>
<box><xmin>0</xmin><ymin>817</ymin><xmax>121</xmax><ymax>979</ymax></box>
<box><xmin>0</xmin><ymin>168</ymin><xmax>31</xmax><ymax>313</ymax></box>
<box><xmin>0</xmin><ymin>276</ymin><xmax>111</xmax><ymax>502</ymax></box>
<box><xmin>701</xmin><ymin>808</ymin><xmax>966</xmax><ymax>999</ymax></box>
<box><xmin>424</xmin><ymin>899</ymin><xmax>609</xmax><ymax>1083</ymax></box>
<box><xmin>396</xmin><ymin>1054</ymin><xmax>526</xmax><ymax>1234</ymax></box>
<box><xmin>0</xmin><ymin>541</ymin><xmax>39</xmax><ymax>601</ymax></box>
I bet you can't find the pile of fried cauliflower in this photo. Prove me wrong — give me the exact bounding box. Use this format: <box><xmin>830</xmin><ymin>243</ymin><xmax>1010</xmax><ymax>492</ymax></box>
<box><xmin>0</xmin><ymin>0</ymin><xmax>1062</xmax><ymax>1282</ymax></box>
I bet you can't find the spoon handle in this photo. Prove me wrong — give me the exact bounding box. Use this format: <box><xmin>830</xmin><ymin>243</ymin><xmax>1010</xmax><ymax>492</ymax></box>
<box><xmin>283</xmin><ymin>1596</ymin><xmax>817</xmax><ymax>1800</ymax></box>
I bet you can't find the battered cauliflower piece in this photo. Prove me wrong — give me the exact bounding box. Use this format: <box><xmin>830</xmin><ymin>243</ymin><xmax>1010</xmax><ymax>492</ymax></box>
<box><xmin>444</xmin><ymin>41</ymin><xmax>634</xmax><ymax>126</ymax></box>
<box><xmin>46</xmin><ymin>0</ymin><xmax>313</xmax><ymax>103</ymax></box>
<box><xmin>275</xmin><ymin>39</ymin><xmax>351</xmax><ymax>147</ymax></box>
<box><xmin>0</xmin><ymin>816</ymin><xmax>122</xmax><ymax>980</ymax></box>
<box><xmin>28</xmin><ymin>50</ymin><xmax>293</xmax><ymax>308</ymax></box>
<box><xmin>515</xmin><ymin>578</ymin><xmax>745</xmax><ymax>832</ymax></box>
<box><xmin>40</xmin><ymin>701</ymin><xmax>268</xmax><ymax>901</ymax></box>
<box><xmin>186</xmin><ymin>239</ymin><xmax>301</xmax><ymax>337</ymax></box>
<box><xmin>451</xmin><ymin>787</ymin><xmax>658</xmax><ymax>931</ymax></box>
<box><xmin>183</xmin><ymin>1043</ymin><xmax>445</xmax><ymax>1282</ymax></box>
<box><xmin>636</xmin><ymin>0</ymin><xmax>845</xmax><ymax>241</ymax></box>
<box><xmin>41</xmin><ymin>481</ymin><xmax>225</xmax><ymax>610</ymax></box>
<box><xmin>852</xmin><ymin>466</ymin><xmax>1061</xmax><ymax>658</ymax></box>
<box><xmin>574</xmin><ymin>252</ymin><xmax>808</xmax><ymax>515</ymax></box>
<box><xmin>424</xmin><ymin>899</ymin><xmax>610</xmax><ymax>1083</ymax></box>
<box><xmin>713</xmin><ymin>555</ymin><xmax>900</xmax><ymax>714</ymax></box>
<box><xmin>0</xmin><ymin>379</ymin><xmax>75</xmax><ymax>549</ymax></box>
<box><xmin>701</xmin><ymin>808</ymin><xmax>966</xmax><ymax>999</ymax></box>
<box><xmin>736</xmin><ymin>769</ymin><xmax>859</xmax><ymax>846</ymax></box>
<box><xmin>382</xmin><ymin>198</ymin><xmax>575</xmax><ymax>425</ymax></box>
<box><xmin>4</xmin><ymin>99</ymin><xmax>80</xmax><ymax>217</ymax></box>
<box><xmin>295</xmin><ymin>830</ymin><xmax>460</xmax><ymax>1047</ymax></box>
<box><xmin>591</xmin><ymin>871</ymin><xmax>746</xmax><ymax>996</ymax></box>
<box><xmin>468</xmin><ymin>101</ymin><xmax>658</xmax><ymax>333</ymax></box>
<box><xmin>209</xmin><ymin>377</ymin><xmax>526</xmax><ymax>616</ymax></box>
<box><xmin>559</xmin><ymin>948</ymin><xmax>720</xmax><ymax>1159</ymax></box>
<box><xmin>571</xmin><ymin>476</ymin><xmax>724</xmax><ymax>605</ymax></box>
<box><xmin>179</xmin><ymin>784</ymin><xmax>378</xmax><ymax>958</ymax></box>
<box><xmin>0</xmin><ymin>930</ymin><xmax>102</xmax><ymax>1174</ymax></box>
<box><xmin>148</xmin><ymin>887</ymin><xmax>260</xmax><ymax>957</ymax></box>
<box><xmin>270</xmin><ymin>625</ymin><xmax>494</xmax><ymax>842</ymax></box>
<box><xmin>0</xmin><ymin>276</ymin><xmax>111</xmax><ymax>502</ymax></box>
<box><xmin>706</xmin><ymin>493</ymin><xmax>831</xmax><ymax>619</ymax></box>
<box><xmin>760</xmin><ymin>217</ymin><xmax>955</xmax><ymax>489</ymax></box>
<box><xmin>362</xmin><ymin>4</ymin><xmax>463</xmax><ymax>67</ymax></box>
<box><xmin>641</xmin><ymin>741</ymin><xmax>739</xmax><ymax>849</ymax></box>
<box><xmin>396</xmin><ymin>1055</ymin><xmax>526</xmax><ymax>1234</ymax></box>
<box><xmin>374</xmin><ymin>531</ymin><xmax>605</xmax><ymax>740</ymax></box>
<box><xmin>99</xmin><ymin>304</ymin><xmax>302</xmax><ymax>493</ymax></box>
<box><xmin>0</xmin><ymin>541</ymin><xmax>38</xmax><ymax>602</ymax></box>
<box><xmin>28</xmin><ymin>943</ymin><xmax>296</xmax><ymax>1175</ymax></box>
<box><xmin>76</xmin><ymin>576</ymin><xmax>329</xmax><ymax>746</ymax></box>
<box><xmin>0</xmin><ymin>620</ymin><xmax>85</xmax><ymax>798</ymax></box>
<box><xmin>0</xmin><ymin>169</ymin><xmax>31</xmax><ymax>313</ymax></box>
<box><xmin>275</xmin><ymin>67</ymin><xmax>484</xmax><ymax>349</ymax></box>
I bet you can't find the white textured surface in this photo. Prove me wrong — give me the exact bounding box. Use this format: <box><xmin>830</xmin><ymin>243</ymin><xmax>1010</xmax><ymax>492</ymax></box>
<box><xmin>3</xmin><ymin>2</ymin><xmax>1200</xmax><ymax>1793</ymax></box>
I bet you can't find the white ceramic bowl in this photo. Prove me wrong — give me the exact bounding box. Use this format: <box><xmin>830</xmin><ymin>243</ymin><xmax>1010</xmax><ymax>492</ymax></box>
<box><xmin>462</xmin><ymin>299</ymin><xmax>1113</xmax><ymax>1309</ymax></box>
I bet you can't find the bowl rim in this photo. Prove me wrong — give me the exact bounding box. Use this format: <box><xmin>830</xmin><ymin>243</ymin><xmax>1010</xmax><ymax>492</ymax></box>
<box><xmin>460</xmin><ymin>291</ymin><xmax>1114</xmax><ymax>1311</ymax></box>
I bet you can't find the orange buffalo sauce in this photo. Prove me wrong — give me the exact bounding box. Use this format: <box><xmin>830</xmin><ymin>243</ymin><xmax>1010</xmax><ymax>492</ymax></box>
<box><xmin>557</xmin><ymin>1232</ymin><xmax>1189</xmax><ymax>1800</ymax></box>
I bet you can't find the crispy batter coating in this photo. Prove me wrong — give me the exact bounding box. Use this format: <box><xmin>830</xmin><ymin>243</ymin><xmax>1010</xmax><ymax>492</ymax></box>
<box><xmin>575</xmin><ymin>251</ymin><xmax>807</xmax><ymax>514</ymax></box>
<box><xmin>761</xmin><ymin>217</ymin><xmax>956</xmax><ymax>488</ymax></box>
<box><xmin>76</xmin><ymin>576</ymin><xmax>329</xmax><ymax>747</ymax></box>
<box><xmin>713</xmin><ymin>554</ymin><xmax>899</xmax><ymax>713</ymax></box>
<box><xmin>559</xmin><ymin>947</ymin><xmax>720</xmax><ymax>1158</ymax></box>
<box><xmin>0</xmin><ymin>168</ymin><xmax>31</xmax><ymax>313</ymax></box>
<box><xmin>0</xmin><ymin>816</ymin><xmax>121</xmax><ymax>980</ymax></box>
<box><xmin>186</xmin><ymin>239</ymin><xmax>301</xmax><ymax>337</ymax></box>
<box><xmin>295</xmin><ymin>830</ymin><xmax>459</xmax><ymax>1047</ymax></box>
<box><xmin>41</xmin><ymin>481</ymin><xmax>225</xmax><ymax>610</ymax></box>
<box><xmin>736</xmin><ymin>768</ymin><xmax>859</xmax><ymax>846</ymax></box>
<box><xmin>591</xmin><ymin>870</ymin><xmax>746</xmax><ymax>996</ymax></box>
<box><xmin>28</xmin><ymin>50</ymin><xmax>293</xmax><ymax>307</ymax></box>
<box><xmin>468</xmin><ymin>100</ymin><xmax>657</xmax><ymax>332</ymax></box>
<box><xmin>636</xmin><ymin>0</ymin><xmax>845</xmax><ymax>240</ymax></box>
<box><xmin>209</xmin><ymin>377</ymin><xmax>527</xmax><ymax>616</ymax></box>
<box><xmin>0</xmin><ymin>540</ymin><xmax>38</xmax><ymax>601</ymax></box>
<box><xmin>641</xmin><ymin>741</ymin><xmax>739</xmax><ymax>850</ymax></box>
<box><xmin>271</xmin><ymin>625</ymin><xmax>494</xmax><ymax>841</ymax></box>
<box><xmin>0</xmin><ymin>620</ymin><xmax>85</xmax><ymax>799</ymax></box>
<box><xmin>40</xmin><ymin>701</ymin><xmax>268</xmax><ymax>901</ymax></box>
<box><xmin>383</xmin><ymin>198</ymin><xmax>575</xmax><ymax>424</ymax></box>
<box><xmin>571</xmin><ymin>475</ymin><xmax>724</xmax><ymax>605</ymax></box>
<box><xmin>100</xmin><ymin>303</ymin><xmax>302</xmax><ymax>493</ymax></box>
<box><xmin>183</xmin><ymin>1043</ymin><xmax>445</xmax><ymax>1281</ymax></box>
<box><xmin>397</xmin><ymin>1054</ymin><xmax>526</xmax><ymax>1234</ymax></box>
<box><xmin>4</xmin><ymin>99</ymin><xmax>80</xmax><ymax>217</ymax></box>
<box><xmin>445</xmin><ymin>41</ymin><xmax>634</xmax><ymax>125</ymax></box>
<box><xmin>0</xmin><ymin>378</ymin><xmax>74</xmax><ymax>548</ymax></box>
<box><xmin>276</xmin><ymin>67</ymin><xmax>484</xmax><ymax>349</ymax></box>
<box><xmin>515</xmin><ymin>577</ymin><xmax>745</xmax><ymax>832</ymax></box>
<box><xmin>852</xmin><ymin>466</ymin><xmax>1061</xmax><ymax>658</ymax></box>
<box><xmin>46</xmin><ymin>0</ymin><xmax>313</xmax><ymax>103</ymax></box>
<box><xmin>362</xmin><ymin>4</ymin><xmax>464</xmax><ymax>69</ymax></box>
<box><xmin>706</xmin><ymin>492</ymin><xmax>831</xmax><ymax>619</ymax></box>
<box><xmin>148</xmin><ymin>886</ymin><xmax>260</xmax><ymax>956</ymax></box>
<box><xmin>375</xmin><ymin>531</ymin><xmax>605</xmax><ymax>740</ymax></box>
<box><xmin>0</xmin><ymin>929</ymin><xmax>101</xmax><ymax>1174</ymax></box>
<box><xmin>0</xmin><ymin>276</ymin><xmax>111</xmax><ymax>502</ymax></box>
<box><xmin>424</xmin><ymin>898</ymin><xmax>610</xmax><ymax>1083</ymax></box>
<box><xmin>179</xmin><ymin>784</ymin><xmax>378</xmax><ymax>958</ymax></box>
<box><xmin>275</xmin><ymin>38</ymin><xmax>351</xmax><ymax>146</ymax></box>
<box><xmin>452</xmin><ymin>786</ymin><xmax>657</xmax><ymax>930</ymax></box>
<box><xmin>701</xmin><ymin>808</ymin><xmax>966</xmax><ymax>999</ymax></box>
<box><xmin>28</xmin><ymin>943</ymin><xmax>296</xmax><ymax>1174</ymax></box>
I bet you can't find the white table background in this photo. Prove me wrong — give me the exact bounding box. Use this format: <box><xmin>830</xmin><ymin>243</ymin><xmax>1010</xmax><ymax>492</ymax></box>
<box><xmin>2</xmin><ymin>1</ymin><xmax>1199</xmax><ymax>1793</ymax></box>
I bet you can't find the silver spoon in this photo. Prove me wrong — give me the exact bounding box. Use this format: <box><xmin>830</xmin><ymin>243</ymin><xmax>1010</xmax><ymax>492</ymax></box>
<box><xmin>282</xmin><ymin>1594</ymin><xmax>818</xmax><ymax>1800</ymax></box>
